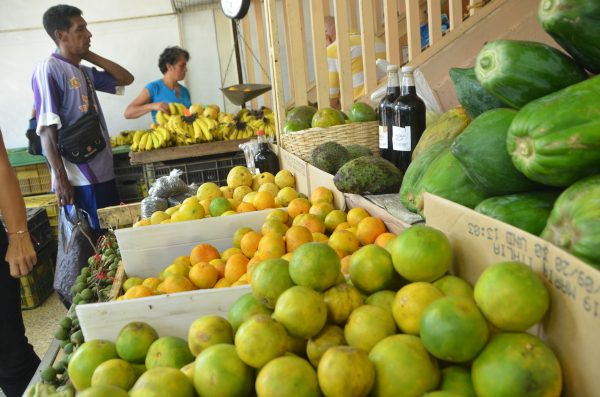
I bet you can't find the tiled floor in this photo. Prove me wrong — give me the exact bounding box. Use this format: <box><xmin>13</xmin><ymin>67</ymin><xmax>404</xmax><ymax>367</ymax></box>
<box><xmin>22</xmin><ymin>293</ymin><xmax>67</xmax><ymax>359</ymax></box>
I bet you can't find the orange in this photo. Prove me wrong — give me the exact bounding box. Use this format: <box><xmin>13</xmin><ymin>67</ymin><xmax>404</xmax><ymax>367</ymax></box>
<box><xmin>225</xmin><ymin>253</ymin><xmax>250</xmax><ymax>283</ymax></box>
<box><xmin>193</xmin><ymin>344</ymin><xmax>254</xmax><ymax>397</ymax></box>
<box><xmin>284</xmin><ymin>225</ymin><xmax>313</xmax><ymax>253</ymax></box>
<box><xmin>317</xmin><ymin>346</ymin><xmax>375</xmax><ymax>397</ymax></box>
<box><xmin>356</xmin><ymin>216</ymin><xmax>387</xmax><ymax>245</ymax></box>
<box><xmin>275</xmin><ymin>187</ymin><xmax>298</xmax><ymax>207</ymax></box>
<box><xmin>142</xmin><ymin>277</ymin><xmax>162</xmax><ymax>291</ymax></box>
<box><xmin>252</xmin><ymin>172</ymin><xmax>276</xmax><ymax>190</ymax></box>
<box><xmin>374</xmin><ymin>232</ymin><xmax>396</xmax><ymax>248</ymax></box>
<box><xmin>227</xmin><ymin>166</ymin><xmax>253</xmax><ymax>189</ymax></box>
<box><xmin>251</xmin><ymin>258</ymin><xmax>295</xmax><ymax>309</ymax></box>
<box><xmin>232</xmin><ymin>227</ymin><xmax>253</xmax><ymax>249</ymax></box>
<box><xmin>162</xmin><ymin>262</ymin><xmax>190</xmax><ymax>279</ymax></box>
<box><xmin>242</xmin><ymin>191</ymin><xmax>258</xmax><ymax>204</ymax></box>
<box><xmin>123</xmin><ymin>285</ymin><xmax>154</xmax><ymax>300</ymax></box>
<box><xmin>246</xmin><ymin>255</ymin><xmax>263</xmax><ymax>281</ymax></box>
<box><xmin>328</xmin><ymin>230</ymin><xmax>360</xmax><ymax>257</ymax></box>
<box><xmin>172</xmin><ymin>256</ymin><xmax>192</xmax><ymax>267</ymax></box>
<box><xmin>293</xmin><ymin>213</ymin><xmax>325</xmax><ymax>234</ymax></box>
<box><xmin>287</xmin><ymin>197</ymin><xmax>311</xmax><ymax>219</ymax></box>
<box><xmin>233</xmin><ymin>185</ymin><xmax>253</xmax><ymax>202</ymax></box>
<box><xmin>221</xmin><ymin>247</ymin><xmax>243</xmax><ymax>262</ymax></box>
<box><xmin>252</xmin><ymin>191</ymin><xmax>276</xmax><ymax>210</ymax></box>
<box><xmin>312</xmin><ymin>232</ymin><xmax>329</xmax><ymax>243</ymax></box>
<box><xmin>349</xmin><ymin>244</ymin><xmax>397</xmax><ymax>294</ymax></box>
<box><xmin>258</xmin><ymin>182</ymin><xmax>280</xmax><ymax>197</ymax></box>
<box><xmin>334</xmin><ymin>221</ymin><xmax>351</xmax><ymax>232</ymax></box>
<box><xmin>189</xmin><ymin>263</ymin><xmax>219</xmax><ymax>289</ymax></box>
<box><xmin>209</xmin><ymin>259</ymin><xmax>226</xmax><ymax>279</ymax></box>
<box><xmin>214</xmin><ymin>278</ymin><xmax>232</xmax><ymax>288</ymax></box>
<box><xmin>261</xmin><ymin>219</ymin><xmax>289</xmax><ymax>236</ymax></box>
<box><xmin>197</xmin><ymin>182</ymin><xmax>222</xmax><ymax>201</ymax></box>
<box><xmin>209</xmin><ymin>197</ymin><xmax>233</xmax><ymax>217</ymax></box>
<box><xmin>288</xmin><ymin>242</ymin><xmax>340</xmax><ymax>292</ymax></box>
<box><xmin>256</xmin><ymin>233</ymin><xmax>286</xmax><ymax>260</ymax></box>
<box><xmin>420</xmin><ymin>296</ymin><xmax>489</xmax><ymax>363</ymax></box>
<box><xmin>240</xmin><ymin>231</ymin><xmax>262</xmax><ymax>258</ymax></box>
<box><xmin>199</xmin><ymin>199</ymin><xmax>211</xmax><ymax>215</ymax></box>
<box><xmin>324</xmin><ymin>210</ymin><xmax>347</xmax><ymax>234</ymax></box>
<box><xmin>236</xmin><ymin>201</ymin><xmax>256</xmax><ymax>213</ymax></box>
<box><xmin>310</xmin><ymin>186</ymin><xmax>334</xmax><ymax>205</ymax></box>
<box><xmin>392</xmin><ymin>282</ymin><xmax>444</xmax><ymax>335</ymax></box>
<box><xmin>156</xmin><ymin>275</ymin><xmax>196</xmax><ymax>294</ymax></box>
<box><xmin>266</xmin><ymin>208</ymin><xmax>289</xmax><ymax>224</ymax></box>
<box><xmin>347</xmin><ymin>207</ymin><xmax>370</xmax><ymax>227</ymax></box>
<box><xmin>220</xmin><ymin>186</ymin><xmax>234</xmax><ymax>199</ymax></box>
<box><xmin>256</xmin><ymin>356</ymin><xmax>321</xmax><ymax>397</ymax></box>
<box><xmin>344</xmin><ymin>305</ymin><xmax>396</xmax><ymax>353</ymax></box>
<box><xmin>340</xmin><ymin>255</ymin><xmax>352</xmax><ymax>275</ymax></box>
<box><xmin>309</xmin><ymin>202</ymin><xmax>334</xmax><ymax>221</ymax></box>
<box><xmin>190</xmin><ymin>243</ymin><xmax>221</xmax><ymax>265</ymax></box>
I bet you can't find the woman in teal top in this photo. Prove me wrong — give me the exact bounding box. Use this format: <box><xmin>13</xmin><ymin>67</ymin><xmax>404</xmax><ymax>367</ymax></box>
<box><xmin>124</xmin><ymin>46</ymin><xmax>191</xmax><ymax>123</ymax></box>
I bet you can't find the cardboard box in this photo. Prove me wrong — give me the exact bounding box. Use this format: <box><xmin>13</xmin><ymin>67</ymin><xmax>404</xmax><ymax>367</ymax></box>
<box><xmin>76</xmin><ymin>285</ymin><xmax>251</xmax><ymax>341</ymax></box>
<box><xmin>423</xmin><ymin>193</ymin><xmax>600</xmax><ymax>397</ymax></box>
<box><xmin>115</xmin><ymin>209</ymin><xmax>276</xmax><ymax>279</ymax></box>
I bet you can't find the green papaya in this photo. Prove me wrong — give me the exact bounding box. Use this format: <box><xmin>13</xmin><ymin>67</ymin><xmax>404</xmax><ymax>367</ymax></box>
<box><xmin>400</xmin><ymin>139</ymin><xmax>452</xmax><ymax>213</ymax></box>
<box><xmin>541</xmin><ymin>174</ymin><xmax>600</xmax><ymax>269</ymax></box>
<box><xmin>451</xmin><ymin>108</ymin><xmax>541</xmax><ymax>195</ymax></box>
<box><xmin>449</xmin><ymin>67</ymin><xmax>507</xmax><ymax>119</ymax></box>
<box><xmin>474</xmin><ymin>191</ymin><xmax>561</xmax><ymax>236</ymax></box>
<box><xmin>334</xmin><ymin>156</ymin><xmax>402</xmax><ymax>195</ymax></box>
<box><xmin>412</xmin><ymin>107</ymin><xmax>469</xmax><ymax>160</ymax></box>
<box><xmin>475</xmin><ymin>39</ymin><xmax>588</xmax><ymax>108</ymax></box>
<box><xmin>507</xmin><ymin>76</ymin><xmax>600</xmax><ymax>187</ymax></box>
<box><xmin>538</xmin><ymin>0</ymin><xmax>600</xmax><ymax>74</ymax></box>
<box><xmin>400</xmin><ymin>141</ymin><xmax>488</xmax><ymax>216</ymax></box>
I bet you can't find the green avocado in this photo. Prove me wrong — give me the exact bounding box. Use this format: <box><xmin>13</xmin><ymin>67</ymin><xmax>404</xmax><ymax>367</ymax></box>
<box><xmin>333</xmin><ymin>156</ymin><xmax>403</xmax><ymax>194</ymax></box>
<box><xmin>348</xmin><ymin>102</ymin><xmax>377</xmax><ymax>122</ymax></box>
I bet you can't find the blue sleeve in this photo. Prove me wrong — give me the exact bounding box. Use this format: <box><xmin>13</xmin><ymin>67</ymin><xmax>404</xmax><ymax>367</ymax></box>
<box><xmin>89</xmin><ymin>67</ymin><xmax>117</xmax><ymax>94</ymax></box>
<box><xmin>145</xmin><ymin>80</ymin><xmax>159</xmax><ymax>102</ymax></box>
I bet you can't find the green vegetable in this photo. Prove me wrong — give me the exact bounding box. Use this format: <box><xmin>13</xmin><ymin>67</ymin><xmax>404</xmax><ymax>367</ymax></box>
<box><xmin>475</xmin><ymin>192</ymin><xmax>561</xmax><ymax>236</ymax></box>
<box><xmin>449</xmin><ymin>67</ymin><xmax>507</xmax><ymax>119</ymax></box>
<box><xmin>475</xmin><ymin>39</ymin><xmax>588</xmax><ymax>108</ymax></box>
<box><xmin>507</xmin><ymin>76</ymin><xmax>600</xmax><ymax>187</ymax></box>
<box><xmin>542</xmin><ymin>174</ymin><xmax>600</xmax><ymax>269</ymax></box>
<box><xmin>451</xmin><ymin>108</ymin><xmax>540</xmax><ymax>195</ymax></box>
<box><xmin>538</xmin><ymin>0</ymin><xmax>600</xmax><ymax>73</ymax></box>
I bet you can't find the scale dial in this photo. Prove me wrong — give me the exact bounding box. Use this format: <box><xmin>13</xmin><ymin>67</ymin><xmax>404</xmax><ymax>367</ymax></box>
<box><xmin>221</xmin><ymin>0</ymin><xmax>251</xmax><ymax>19</ymax></box>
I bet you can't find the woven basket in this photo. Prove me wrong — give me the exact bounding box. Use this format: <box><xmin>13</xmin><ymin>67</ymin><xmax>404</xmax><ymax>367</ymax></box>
<box><xmin>280</xmin><ymin>121</ymin><xmax>379</xmax><ymax>162</ymax></box>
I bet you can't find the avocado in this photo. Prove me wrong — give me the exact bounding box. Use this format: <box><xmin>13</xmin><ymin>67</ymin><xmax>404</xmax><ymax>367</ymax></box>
<box><xmin>345</xmin><ymin>144</ymin><xmax>373</xmax><ymax>159</ymax></box>
<box><xmin>348</xmin><ymin>102</ymin><xmax>377</xmax><ymax>122</ymax></box>
<box><xmin>309</xmin><ymin>142</ymin><xmax>351</xmax><ymax>174</ymax></box>
<box><xmin>334</xmin><ymin>156</ymin><xmax>403</xmax><ymax>194</ymax></box>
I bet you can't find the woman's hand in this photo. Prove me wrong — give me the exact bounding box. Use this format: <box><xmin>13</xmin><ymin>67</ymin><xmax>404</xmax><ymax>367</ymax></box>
<box><xmin>151</xmin><ymin>102</ymin><xmax>170</xmax><ymax>113</ymax></box>
<box><xmin>6</xmin><ymin>234</ymin><xmax>36</xmax><ymax>278</ymax></box>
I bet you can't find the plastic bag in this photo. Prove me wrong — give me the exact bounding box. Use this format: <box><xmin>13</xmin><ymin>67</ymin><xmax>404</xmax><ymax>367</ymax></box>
<box><xmin>140</xmin><ymin>196</ymin><xmax>169</xmax><ymax>219</ymax></box>
<box><xmin>54</xmin><ymin>206</ymin><xmax>98</xmax><ymax>307</ymax></box>
<box><xmin>148</xmin><ymin>169</ymin><xmax>189</xmax><ymax>199</ymax></box>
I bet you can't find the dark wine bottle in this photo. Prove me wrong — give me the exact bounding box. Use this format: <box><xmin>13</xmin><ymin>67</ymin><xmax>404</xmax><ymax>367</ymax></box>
<box><xmin>378</xmin><ymin>65</ymin><xmax>401</xmax><ymax>165</ymax></box>
<box><xmin>254</xmin><ymin>130</ymin><xmax>280</xmax><ymax>174</ymax></box>
<box><xmin>391</xmin><ymin>66</ymin><xmax>426</xmax><ymax>173</ymax></box>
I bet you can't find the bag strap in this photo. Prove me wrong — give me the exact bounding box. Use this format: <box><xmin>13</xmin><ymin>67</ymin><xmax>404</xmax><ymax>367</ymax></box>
<box><xmin>80</xmin><ymin>69</ymin><xmax>97</xmax><ymax>114</ymax></box>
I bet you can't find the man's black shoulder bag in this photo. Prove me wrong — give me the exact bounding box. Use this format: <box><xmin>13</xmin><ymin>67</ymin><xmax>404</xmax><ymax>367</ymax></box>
<box><xmin>57</xmin><ymin>70</ymin><xmax>106</xmax><ymax>164</ymax></box>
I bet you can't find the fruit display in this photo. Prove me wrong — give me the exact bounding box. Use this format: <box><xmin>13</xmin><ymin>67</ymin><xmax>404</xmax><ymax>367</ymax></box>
<box><xmin>133</xmin><ymin>166</ymin><xmax>298</xmax><ymax>227</ymax></box>
<box><xmin>110</xmin><ymin>130</ymin><xmax>136</xmax><ymax>148</ymax></box>
<box><xmin>121</xmin><ymin>186</ymin><xmax>395</xmax><ymax>298</ymax></box>
<box><xmin>130</xmin><ymin>103</ymin><xmax>276</xmax><ymax>152</ymax></box>
<box><xmin>28</xmin><ymin>233</ymin><xmax>122</xmax><ymax>395</ymax></box>
<box><xmin>399</xmin><ymin>0</ymin><xmax>600</xmax><ymax>270</ymax></box>
<box><xmin>30</xmin><ymin>224</ymin><xmax>564</xmax><ymax>397</ymax></box>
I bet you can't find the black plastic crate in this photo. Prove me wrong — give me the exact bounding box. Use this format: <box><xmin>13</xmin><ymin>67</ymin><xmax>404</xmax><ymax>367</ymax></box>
<box><xmin>20</xmin><ymin>244</ymin><xmax>56</xmax><ymax>310</ymax></box>
<box><xmin>148</xmin><ymin>151</ymin><xmax>247</xmax><ymax>187</ymax></box>
<box><xmin>1</xmin><ymin>207</ymin><xmax>52</xmax><ymax>253</ymax></box>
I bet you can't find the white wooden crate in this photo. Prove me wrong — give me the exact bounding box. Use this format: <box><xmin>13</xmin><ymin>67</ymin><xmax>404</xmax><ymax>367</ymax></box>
<box><xmin>76</xmin><ymin>285</ymin><xmax>251</xmax><ymax>341</ymax></box>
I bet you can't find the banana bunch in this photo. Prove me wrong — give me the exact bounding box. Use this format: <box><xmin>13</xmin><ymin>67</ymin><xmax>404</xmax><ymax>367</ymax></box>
<box><xmin>192</xmin><ymin>115</ymin><xmax>218</xmax><ymax>143</ymax></box>
<box><xmin>110</xmin><ymin>130</ymin><xmax>136</xmax><ymax>147</ymax></box>
<box><xmin>226</xmin><ymin>120</ymin><xmax>256</xmax><ymax>140</ymax></box>
<box><xmin>130</xmin><ymin>128</ymin><xmax>171</xmax><ymax>152</ymax></box>
<box><xmin>249</xmin><ymin>114</ymin><xmax>277</xmax><ymax>137</ymax></box>
<box><xmin>237</xmin><ymin>108</ymin><xmax>256</xmax><ymax>124</ymax></box>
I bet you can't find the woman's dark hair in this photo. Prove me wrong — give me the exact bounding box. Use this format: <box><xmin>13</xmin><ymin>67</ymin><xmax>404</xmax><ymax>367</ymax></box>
<box><xmin>43</xmin><ymin>4</ymin><xmax>83</xmax><ymax>44</ymax></box>
<box><xmin>158</xmin><ymin>46</ymin><xmax>190</xmax><ymax>74</ymax></box>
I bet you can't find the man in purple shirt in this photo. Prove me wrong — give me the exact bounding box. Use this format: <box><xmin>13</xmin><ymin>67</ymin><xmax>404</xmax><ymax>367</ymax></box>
<box><xmin>32</xmin><ymin>4</ymin><xmax>134</xmax><ymax>231</ymax></box>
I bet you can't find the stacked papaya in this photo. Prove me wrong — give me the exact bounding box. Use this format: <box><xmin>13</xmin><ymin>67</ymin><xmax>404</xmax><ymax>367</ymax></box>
<box><xmin>400</xmin><ymin>0</ymin><xmax>600</xmax><ymax>270</ymax></box>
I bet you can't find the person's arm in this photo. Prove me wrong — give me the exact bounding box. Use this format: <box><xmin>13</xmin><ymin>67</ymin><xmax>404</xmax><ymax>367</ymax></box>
<box><xmin>0</xmin><ymin>130</ymin><xmax>36</xmax><ymax>277</ymax></box>
<box><xmin>39</xmin><ymin>125</ymin><xmax>74</xmax><ymax>207</ymax></box>
<box><xmin>83</xmin><ymin>51</ymin><xmax>134</xmax><ymax>86</ymax></box>
<box><xmin>124</xmin><ymin>87</ymin><xmax>169</xmax><ymax>119</ymax></box>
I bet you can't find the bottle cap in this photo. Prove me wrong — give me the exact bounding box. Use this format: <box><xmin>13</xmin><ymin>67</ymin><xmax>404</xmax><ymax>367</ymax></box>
<box><xmin>387</xmin><ymin>65</ymin><xmax>398</xmax><ymax>72</ymax></box>
<box><xmin>256</xmin><ymin>130</ymin><xmax>265</xmax><ymax>136</ymax></box>
<box><xmin>401</xmin><ymin>66</ymin><xmax>414</xmax><ymax>73</ymax></box>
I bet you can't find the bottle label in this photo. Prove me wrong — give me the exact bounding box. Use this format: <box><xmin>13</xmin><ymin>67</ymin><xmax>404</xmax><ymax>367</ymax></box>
<box><xmin>378</xmin><ymin>125</ymin><xmax>388</xmax><ymax>149</ymax></box>
<box><xmin>392</xmin><ymin>125</ymin><xmax>411</xmax><ymax>151</ymax></box>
